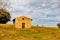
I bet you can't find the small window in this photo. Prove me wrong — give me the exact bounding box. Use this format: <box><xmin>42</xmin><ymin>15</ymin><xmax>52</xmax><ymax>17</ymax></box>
<box><xmin>22</xmin><ymin>18</ymin><xmax>24</xmax><ymax>20</ymax></box>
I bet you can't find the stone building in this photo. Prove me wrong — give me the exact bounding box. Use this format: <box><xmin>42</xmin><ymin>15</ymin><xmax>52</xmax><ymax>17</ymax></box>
<box><xmin>13</xmin><ymin>16</ymin><xmax>32</xmax><ymax>29</ymax></box>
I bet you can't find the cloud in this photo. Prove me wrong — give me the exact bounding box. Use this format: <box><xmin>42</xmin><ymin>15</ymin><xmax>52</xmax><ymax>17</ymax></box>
<box><xmin>4</xmin><ymin>0</ymin><xmax>60</xmax><ymax>27</ymax></box>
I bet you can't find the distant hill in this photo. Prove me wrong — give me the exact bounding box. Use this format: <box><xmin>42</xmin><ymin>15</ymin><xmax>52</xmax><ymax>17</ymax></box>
<box><xmin>0</xmin><ymin>24</ymin><xmax>60</xmax><ymax>40</ymax></box>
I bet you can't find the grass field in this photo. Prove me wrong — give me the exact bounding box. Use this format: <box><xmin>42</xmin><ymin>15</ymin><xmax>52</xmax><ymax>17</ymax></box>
<box><xmin>0</xmin><ymin>24</ymin><xmax>60</xmax><ymax>40</ymax></box>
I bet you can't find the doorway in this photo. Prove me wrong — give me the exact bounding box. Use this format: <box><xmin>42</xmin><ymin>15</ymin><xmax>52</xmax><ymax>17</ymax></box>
<box><xmin>22</xmin><ymin>23</ymin><xmax>25</xmax><ymax>28</ymax></box>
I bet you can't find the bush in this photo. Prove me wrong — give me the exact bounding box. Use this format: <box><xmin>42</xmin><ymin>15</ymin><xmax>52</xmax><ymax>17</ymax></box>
<box><xmin>57</xmin><ymin>23</ymin><xmax>60</xmax><ymax>28</ymax></box>
<box><xmin>0</xmin><ymin>8</ymin><xmax>11</xmax><ymax>24</ymax></box>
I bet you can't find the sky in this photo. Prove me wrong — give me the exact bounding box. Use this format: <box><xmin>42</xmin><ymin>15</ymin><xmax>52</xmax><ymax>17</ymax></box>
<box><xmin>0</xmin><ymin>0</ymin><xmax>60</xmax><ymax>27</ymax></box>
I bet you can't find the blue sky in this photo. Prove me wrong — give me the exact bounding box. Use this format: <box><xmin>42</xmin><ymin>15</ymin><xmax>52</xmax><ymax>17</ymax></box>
<box><xmin>1</xmin><ymin>0</ymin><xmax>60</xmax><ymax>27</ymax></box>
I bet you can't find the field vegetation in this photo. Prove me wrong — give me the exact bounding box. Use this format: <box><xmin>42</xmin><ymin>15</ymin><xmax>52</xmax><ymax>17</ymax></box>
<box><xmin>0</xmin><ymin>24</ymin><xmax>60</xmax><ymax>40</ymax></box>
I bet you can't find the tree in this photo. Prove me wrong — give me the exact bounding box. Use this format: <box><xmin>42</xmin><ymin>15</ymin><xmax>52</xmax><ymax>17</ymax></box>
<box><xmin>57</xmin><ymin>23</ymin><xmax>60</xmax><ymax>28</ymax></box>
<box><xmin>0</xmin><ymin>8</ymin><xmax>11</xmax><ymax>24</ymax></box>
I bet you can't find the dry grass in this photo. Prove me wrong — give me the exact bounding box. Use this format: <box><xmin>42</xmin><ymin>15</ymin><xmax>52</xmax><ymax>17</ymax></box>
<box><xmin>0</xmin><ymin>24</ymin><xmax>60</xmax><ymax>40</ymax></box>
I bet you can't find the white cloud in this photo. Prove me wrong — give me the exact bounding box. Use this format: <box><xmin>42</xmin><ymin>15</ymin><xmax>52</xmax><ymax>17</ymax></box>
<box><xmin>51</xmin><ymin>0</ymin><xmax>59</xmax><ymax>2</ymax></box>
<box><xmin>51</xmin><ymin>3</ymin><xmax>58</xmax><ymax>8</ymax></box>
<box><xmin>42</xmin><ymin>3</ymin><xmax>46</xmax><ymax>7</ymax></box>
<box><xmin>9</xmin><ymin>0</ymin><xmax>35</xmax><ymax>6</ymax></box>
<box><xmin>3</xmin><ymin>0</ymin><xmax>60</xmax><ymax>27</ymax></box>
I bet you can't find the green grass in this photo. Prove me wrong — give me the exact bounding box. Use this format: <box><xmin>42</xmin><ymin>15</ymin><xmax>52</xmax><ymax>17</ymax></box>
<box><xmin>0</xmin><ymin>25</ymin><xmax>60</xmax><ymax>40</ymax></box>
